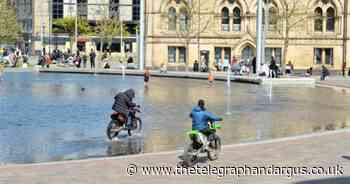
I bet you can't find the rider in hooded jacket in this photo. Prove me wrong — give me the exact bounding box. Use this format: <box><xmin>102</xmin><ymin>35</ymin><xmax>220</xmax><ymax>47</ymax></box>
<box><xmin>190</xmin><ymin>99</ymin><xmax>222</xmax><ymax>137</ymax></box>
<box><xmin>112</xmin><ymin>89</ymin><xmax>137</xmax><ymax>125</ymax></box>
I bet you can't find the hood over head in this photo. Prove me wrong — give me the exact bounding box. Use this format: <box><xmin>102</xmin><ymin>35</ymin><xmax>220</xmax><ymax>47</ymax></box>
<box><xmin>193</xmin><ymin>106</ymin><xmax>204</xmax><ymax>112</ymax></box>
<box><xmin>124</xmin><ymin>89</ymin><xmax>135</xmax><ymax>99</ymax></box>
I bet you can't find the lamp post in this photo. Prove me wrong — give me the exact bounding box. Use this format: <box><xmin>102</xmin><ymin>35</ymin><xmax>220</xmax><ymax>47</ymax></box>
<box><xmin>197</xmin><ymin>0</ymin><xmax>201</xmax><ymax>64</ymax></box>
<box><xmin>256</xmin><ymin>0</ymin><xmax>263</xmax><ymax>73</ymax></box>
<box><xmin>121</xmin><ymin>18</ymin><xmax>124</xmax><ymax>60</ymax></box>
<box><xmin>262</xmin><ymin>0</ymin><xmax>269</xmax><ymax>66</ymax></box>
<box><xmin>120</xmin><ymin>16</ymin><xmax>126</xmax><ymax>77</ymax></box>
<box><xmin>75</xmin><ymin>0</ymin><xmax>78</xmax><ymax>53</ymax></box>
<box><xmin>41</xmin><ymin>21</ymin><xmax>46</xmax><ymax>53</ymax></box>
<box><xmin>343</xmin><ymin>0</ymin><xmax>348</xmax><ymax>76</ymax></box>
<box><xmin>28</xmin><ymin>39</ymin><xmax>31</xmax><ymax>56</ymax></box>
<box><xmin>139</xmin><ymin>0</ymin><xmax>145</xmax><ymax>70</ymax></box>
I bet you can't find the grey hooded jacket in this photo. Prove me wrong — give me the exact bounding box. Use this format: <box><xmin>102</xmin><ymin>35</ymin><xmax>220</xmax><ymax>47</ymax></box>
<box><xmin>112</xmin><ymin>89</ymin><xmax>136</xmax><ymax>116</ymax></box>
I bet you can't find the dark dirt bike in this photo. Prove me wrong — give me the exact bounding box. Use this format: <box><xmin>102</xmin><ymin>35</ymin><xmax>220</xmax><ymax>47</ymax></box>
<box><xmin>106</xmin><ymin>106</ymin><xmax>142</xmax><ymax>140</ymax></box>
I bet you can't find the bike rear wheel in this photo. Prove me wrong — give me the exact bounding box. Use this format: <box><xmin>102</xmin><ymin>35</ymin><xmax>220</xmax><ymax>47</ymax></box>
<box><xmin>183</xmin><ymin>144</ymin><xmax>197</xmax><ymax>167</ymax></box>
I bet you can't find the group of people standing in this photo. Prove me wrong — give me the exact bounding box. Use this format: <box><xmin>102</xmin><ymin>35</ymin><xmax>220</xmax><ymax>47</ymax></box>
<box><xmin>38</xmin><ymin>48</ymin><xmax>97</xmax><ymax>69</ymax></box>
<box><xmin>2</xmin><ymin>48</ymin><xmax>28</xmax><ymax>68</ymax></box>
<box><xmin>192</xmin><ymin>55</ymin><xmax>285</xmax><ymax>78</ymax></box>
<box><xmin>71</xmin><ymin>49</ymin><xmax>97</xmax><ymax>69</ymax></box>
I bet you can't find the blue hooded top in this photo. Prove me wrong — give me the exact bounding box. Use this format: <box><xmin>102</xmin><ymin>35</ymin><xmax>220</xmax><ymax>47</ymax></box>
<box><xmin>190</xmin><ymin>106</ymin><xmax>221</xmax><ymax>131</ymax></box>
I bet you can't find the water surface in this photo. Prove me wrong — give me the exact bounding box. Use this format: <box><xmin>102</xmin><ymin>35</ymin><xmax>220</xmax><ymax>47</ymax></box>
<box><xmin>0</xmin><ymin>72</ymin><xmax>349</xmax><ymax>164</ymax></box>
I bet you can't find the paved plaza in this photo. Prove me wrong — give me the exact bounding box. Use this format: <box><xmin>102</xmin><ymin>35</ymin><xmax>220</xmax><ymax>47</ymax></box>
<box><xmin>317</xmin><ymin>77</ymin><xmax>350</xmax><ymax>92</ymax></box>
<box><xmin>3</xmin><ymin>0</ymin><xmax>350</xmax><ymax>183</ymax></box>
<box><xmin>1</xmin><ymin>130</ymin><xmax>350</xmax><ymax>184</ymax></box>
<box><xmin>1</xmin><ymin>68</ymin><xmax>350</xmax><ymax>184</ymax></box>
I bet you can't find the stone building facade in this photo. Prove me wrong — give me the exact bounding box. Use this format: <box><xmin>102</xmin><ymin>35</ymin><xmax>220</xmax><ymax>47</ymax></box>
<box><xmin>145</xmin><ymin>0</ymin><xmax>349</xmax><ymax>71</ymax></box>
<box><xmin>21</xmin><ymin>0</ymin><xmax>140</xmax><ymax>54</ymax></box>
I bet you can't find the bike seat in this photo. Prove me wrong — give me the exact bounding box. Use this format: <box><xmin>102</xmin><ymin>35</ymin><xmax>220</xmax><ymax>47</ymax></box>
<box><xmin>110</xmin><ymin>112</ymin><xmax>127</xmax><ymax>122</ymax></box>
<box><xmin>187</xmin><ymin>130</ymin><xmax>200</xmax><ymax>137</ymax></box>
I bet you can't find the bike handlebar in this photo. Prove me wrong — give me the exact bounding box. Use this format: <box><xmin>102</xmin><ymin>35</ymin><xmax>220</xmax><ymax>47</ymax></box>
<box><xmin>129</xmin><ymin>105</ymin><xmax>141</xmax><ymax>113</ymax></box>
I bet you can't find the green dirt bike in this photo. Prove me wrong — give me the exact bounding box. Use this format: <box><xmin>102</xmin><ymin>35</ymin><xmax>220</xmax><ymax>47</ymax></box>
<box><xmin>182</xmin><ymin>122</ymin><xmax>222</xmax><ymax>167</ymax></box>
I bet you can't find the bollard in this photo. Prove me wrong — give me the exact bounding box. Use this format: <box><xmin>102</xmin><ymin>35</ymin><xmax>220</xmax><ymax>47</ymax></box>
<box><xmin>227</xmin><ymin>65</ymin><xmax>231</xmax><ymax>88</ymax></box>
<box><xmin>122</xmin><ymin>65</ymin><xmax>126</xmax><ymax>79</ymax></box>
<box><xmin>269</xmin><ymin>80</ymin><xmax>273</xmax><ymax>102</ymax></box>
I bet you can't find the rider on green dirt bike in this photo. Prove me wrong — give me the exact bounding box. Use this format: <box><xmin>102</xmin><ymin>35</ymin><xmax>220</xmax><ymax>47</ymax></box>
<box><xmin>190</xmin><ymin>99</ymin><xmax>222</xmax><ymax>147</ymax></box>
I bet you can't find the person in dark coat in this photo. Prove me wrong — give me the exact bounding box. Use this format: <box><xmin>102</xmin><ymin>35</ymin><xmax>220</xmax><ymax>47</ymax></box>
<box><xmin>269</xmin><ymin>57</ymin><xmax>278</xmax><ymax>78</ymax></box>
<box><xmin>193</xmin><ymin>60</ymin><xmax>199</xmax><ymax>72</ymax></box>
<box><xmin>89</xmin><ymin>49</ymin><xmax>96</xmax><ymax>69</ymax></box>
<box><xmin>112</xmin><ymin>89</ymin><xmax>137</xmax><ymax>121</ymax></box>
<box><xmin>321</xmin><ymin>65</ymin><xmax>329</xmax><ymax>81</ymax></box>
<box><xmin>75</xmin><ymin>51</ymin><xmax>81</xmax><ymax>68</ymax></box>
<box><xmin>127</xmin><ymin>56</ymin><xmax>133</xmax><ymax>64</ymax></box>
<box><xmin>252</xmin><ymin>57</ymin><xmax>257</xmax><ymax>74</ymax></box>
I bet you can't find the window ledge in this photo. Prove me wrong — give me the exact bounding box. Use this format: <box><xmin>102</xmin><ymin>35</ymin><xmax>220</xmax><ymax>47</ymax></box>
<box><xmin>217</xmin><ymin>31</ymin><xmax>243</xmax><ymax>35</ymax></box>
<box><xmin>313</xmin><ymin>64</ymin><xmax>334</xmax><ymax>67</ymax></box>
<box><xmin>167</xmin><ymin>63</ymin><xmax>187</xmax><ymax>65</ymax></box>
<box><xmin>312</xmin><ymin>31</ymin><xmax>336</xmax><ymax>35</ymax></box>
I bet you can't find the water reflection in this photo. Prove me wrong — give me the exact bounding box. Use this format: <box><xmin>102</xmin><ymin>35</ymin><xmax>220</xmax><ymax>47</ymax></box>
<box><xmin>1</xmin><ymin>72</ymin><xmax>350</xmax><ymax>163</ymax></box>
<box><xmin>107</xmin><ymin>135</ymin><xmax>143</xmax><ymax>156</ymax></box>
<box><xmin>225</xmin><ymin>85</ymin><xmax>232</xmax><ymax>115</ymax></box>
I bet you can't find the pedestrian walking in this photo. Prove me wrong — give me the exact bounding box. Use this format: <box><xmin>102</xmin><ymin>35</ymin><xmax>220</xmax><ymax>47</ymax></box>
<box><xmin>321</xmin><ymin>65</ymin><xmax>329</xmax><ymax>81</ymax></box>
<box><xmin>208</xmin><ymin>71</ymin><xmax>214</xmax><ymax>87</ymax></box>
<box><xmin>269</xmin><ymin>57</ymin><xmax>278</xmax><ymax>78</ymax></box>
<box><xmin>193</xmin><ymin>60</ymin><xmax>199</xmax><ymax>72</ymax></box>
<box><xmin>89</xmin><ymin>49</ymin><xmax>96</xmax><ymax>69</ymax></box>
<box><xmin>144</xmin><ymin>68</ymin><xmax>150</xmax><ymax>86</ymax></box>
<box><xmin>75</xmin><ymin>51</ymin><xmax>81</xmax><ymax>68</ymax></box>
<box><xmin>252</xmin><ymin>57</ymin><xmax>257</xmax><ymax>74</ymax></box>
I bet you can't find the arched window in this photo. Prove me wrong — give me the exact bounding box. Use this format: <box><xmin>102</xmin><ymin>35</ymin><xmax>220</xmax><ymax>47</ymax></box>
<box><xmin>168</xmin><ymin>7</ymin><xmax>177</xmax><ymax>31</ymax></box>
<box><xmin>233</xmin><ymin>7</ymin><xmax>241</xmax><ymax>32</ymax></box>
<box><xmin>326</xmin><ymin>7</ymin><xmax>335</xmax><ymax>32</ymax></box>
<box><xmin>179</xmin><ymin>9</ymin><xmax>188</xmax><ymax>31</ymax></box>
<box><xmin>314</xmin><ymin>7</ymin><xmax>323</xmax><ymax>32</ymax></box>
<box><xmin>221</xmin><ymin>7</ymin><xmax>230</xmax><ymax>31</ymax></box>
<box><xmin>269</xmin><ymin>7</ymin><xmax>277</xmax><ymax>30</ymax></box>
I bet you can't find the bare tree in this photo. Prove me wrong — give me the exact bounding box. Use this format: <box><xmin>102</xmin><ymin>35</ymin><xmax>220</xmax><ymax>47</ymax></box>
<box><xmin>94</xmin><ymin>3</ymin><xmax>129</xmax><ymax>64</ymax></box>
<box><xmin>173</xmin><ymin>0</ymin><xmax>212</xmax><ymax>72</ymax></box>
<box><xmin>274</xmin><ymin>0</ymin><xmax>308</xmax><ymax>69</ymax></box>
<box><xmin>95</xmin><ymin>16</ymin><xmax>129</xmax><ymax>56</ymax></box>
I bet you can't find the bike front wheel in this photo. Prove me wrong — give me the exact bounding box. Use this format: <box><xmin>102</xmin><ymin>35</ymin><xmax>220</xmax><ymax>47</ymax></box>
<box><xmin>128</xmin><ymin>117</ymin><xmax>142</xmax><ymax>136</ymax></box>
<box><xmin>106</xmin><ymin>120</ymin><xmax>120</xmax><ymax>140</ymax></box>
<box><xmin>182</xmin><ymin>144</ymin><xmax>197</xmax><ymax>167</ymax></box>
<box><xmin>207</xmin><ymin>135</ymin><xmax>221</xmax><ymax>161</ymax></box>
